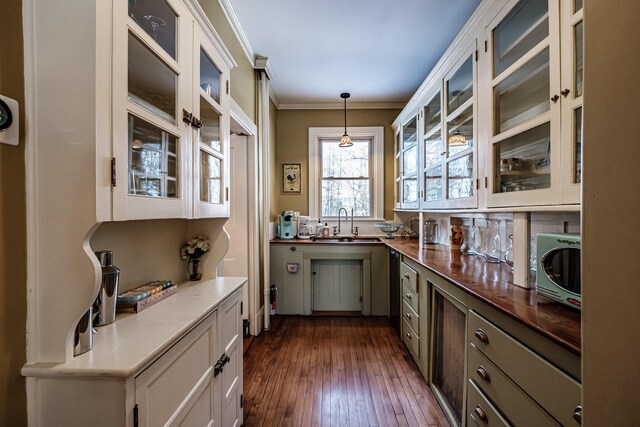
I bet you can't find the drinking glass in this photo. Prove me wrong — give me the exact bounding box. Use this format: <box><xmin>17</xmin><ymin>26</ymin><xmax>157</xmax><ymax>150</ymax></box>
<box><xmin>460</xmin><ymin>225</ymin><xmax>474</xmax><ymax>255</ymax></box>
<box><xmin>484</xmin><ymin>219</ymin><xmax>502</xmax><ymax>263</ymax></box>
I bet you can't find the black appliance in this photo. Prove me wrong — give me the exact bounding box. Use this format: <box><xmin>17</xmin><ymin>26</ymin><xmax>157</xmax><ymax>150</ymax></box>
<box><xmin>389</xmin><ymin>249</ymin><xmax>400</xmax><ymax>336</ymax></box>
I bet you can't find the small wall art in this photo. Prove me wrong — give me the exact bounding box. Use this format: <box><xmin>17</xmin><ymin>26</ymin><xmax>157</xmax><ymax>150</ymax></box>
<box><xmin>282</xmin><ymin>163</ymin><xmax>301</xmax><ymax>194</ymax></box>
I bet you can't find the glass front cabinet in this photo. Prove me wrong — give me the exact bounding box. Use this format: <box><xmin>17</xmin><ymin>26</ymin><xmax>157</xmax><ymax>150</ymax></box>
<box><xmin>112</xmin><ymin>0</ymin><xmax>232</xmax><ymax>220</ymax></box>
<box><xmin>483</xmin><ymin>0</ymin><xmax>582</xmax><ymax>207</ymax></box>
<box><xmin>399</xmin><ymin>116</ymin><xmax>420</xmax><ymax>209</ymax></box>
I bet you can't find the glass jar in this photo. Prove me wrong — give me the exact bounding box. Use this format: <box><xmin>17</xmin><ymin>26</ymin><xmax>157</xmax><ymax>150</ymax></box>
<box><xmin>424</xmin><ymin>219</ymin><xmax>438</xmax><ymax>244</ymax></box>
<box><xmin>484</xmin><ymin>219</ymin><xmax>502</xmax><ymax>263</ymax></box>
<box><xmin>505</xmin><ymin>234</ymin><xmax>514</xmax><ymax>270</ymax></box>
<box><xmin>460</xmin><ymin>225</ymin><xmax>474</xmax><ymax>255</ymax></box>
<box><xmin>474</xmin><ymin>225</ymin><xmax>486</xmax><ymax>258</ymax></box>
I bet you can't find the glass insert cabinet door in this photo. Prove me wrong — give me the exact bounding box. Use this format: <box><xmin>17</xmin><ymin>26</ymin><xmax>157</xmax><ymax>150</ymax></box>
<box><xmin>487</xmin><ymin>0</ymin><xmax>561</xmax><ymax>205</ymax></box>
<box><xmin>400</xmin><ymin>116</ymin><xmax>419</xmax><ymax>208</ymax></box>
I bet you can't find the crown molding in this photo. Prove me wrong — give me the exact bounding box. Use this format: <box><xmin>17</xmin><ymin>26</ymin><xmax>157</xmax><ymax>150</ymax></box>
<box><xmin>218</xmin><ymin>0</ymin><xmax>255</xmax><ymax>64</ymax></box>
<box><xmin>277</xmin><ymin>102</ymin><xmax>405</xmax><ymax>110</ymax></box>
<box><xmin>185</xmin><ymin>0</ymin><xmax>237</xmax><ymax>68</ymax></box>
<box><xmin>254</xmin><ymin>56</ymin><xmax>276</xmax><ymax>80</ymax></box>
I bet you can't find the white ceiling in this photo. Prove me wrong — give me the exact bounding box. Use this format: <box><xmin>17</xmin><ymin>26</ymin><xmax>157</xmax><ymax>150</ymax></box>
<box><xmin>224</xmin><ymin>0</ymin><xmax>481</xmax><ymax>108</ymax></box>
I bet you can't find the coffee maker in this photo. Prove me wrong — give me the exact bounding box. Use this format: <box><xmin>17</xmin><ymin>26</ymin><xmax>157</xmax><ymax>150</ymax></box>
<box><xmin>278</xmin><ymin>211</ymin><xmax>295</xmax><ymax>239</ymax></box>
<box><xmin>298</xmin><ymin>216</ymin><xmax>311</xmax><ymax>239</ymax></box>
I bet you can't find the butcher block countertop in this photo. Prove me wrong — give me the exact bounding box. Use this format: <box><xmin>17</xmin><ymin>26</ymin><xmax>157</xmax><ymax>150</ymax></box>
<box><xmin>271</xmin><ymin>237</ymin><xmax>581</xmax><ymax>355</ymax></box>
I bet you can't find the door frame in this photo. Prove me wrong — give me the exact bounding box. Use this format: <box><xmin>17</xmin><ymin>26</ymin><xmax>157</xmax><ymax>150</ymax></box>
<box><xmin>229</xmin><ymin>98</ymin><xmax>262</xmax><ymax>335</ymax></box>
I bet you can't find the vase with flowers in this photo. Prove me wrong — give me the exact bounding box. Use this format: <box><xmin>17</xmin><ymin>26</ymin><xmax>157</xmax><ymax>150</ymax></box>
<box><xmin>180</xmin><ymin>235</ymin><xmax>211</xmax><ymax>281</ymax></box>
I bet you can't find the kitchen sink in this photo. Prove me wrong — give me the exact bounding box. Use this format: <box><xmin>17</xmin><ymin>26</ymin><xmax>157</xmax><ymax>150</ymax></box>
<box><xmin>313</xmin><ymin>237</ymin><xmax>381</xmax><ymax>243</ymax></box>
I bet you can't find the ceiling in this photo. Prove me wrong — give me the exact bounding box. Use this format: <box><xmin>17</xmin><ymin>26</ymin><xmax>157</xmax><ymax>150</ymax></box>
<box><xmin>224</xmin><ymin>0</ymin><xmax>481</xmax><ymax>108</ymax></box>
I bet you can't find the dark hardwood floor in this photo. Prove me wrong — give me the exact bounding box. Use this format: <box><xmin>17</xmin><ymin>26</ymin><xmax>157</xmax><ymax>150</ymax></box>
<box><xmin>243</xmin><ymin>316</ymin><xmax>449</xmax><ymax>427</ymax></box>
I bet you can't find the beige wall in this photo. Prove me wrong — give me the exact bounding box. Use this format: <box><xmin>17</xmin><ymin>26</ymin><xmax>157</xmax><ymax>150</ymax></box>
<box><xmin>200</xmin><ymin>0</ymin><xmax>257</xmax><ymax>122</ymax></box>
<box><xmin>269</xmin><ymin>99</ymin><xmax>278</xmax><ymax>221</ymax></box>
<box><xmin>0</xmin><ymin>0</ymin><xmax>27</xmax><ymax>424</ymax></box>
<box><xmin>274</xmin><ymin>109</ymin><xmax>400</xmax><ymax>220</ymax></box>
<box><xmin>582</xmin><ymin>0</ymin><xmax>640</xmax><ymax>424</ymax></box>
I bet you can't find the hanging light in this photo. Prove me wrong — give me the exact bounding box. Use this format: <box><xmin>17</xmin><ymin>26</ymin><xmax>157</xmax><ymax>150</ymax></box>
<box><xmin>448</xmin><ymin>129</ymin><xmax>468</xmax><ymax>146</ymax></box>
<box><xmin>339</xmin><ymin>92</ymin><xmax>353</xmax><ymax>147</ymax></box>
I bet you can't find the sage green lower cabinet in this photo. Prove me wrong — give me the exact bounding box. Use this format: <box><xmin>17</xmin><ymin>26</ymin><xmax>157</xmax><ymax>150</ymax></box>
<box><xmin>269</xmin><ymin>245</ymin><xmax>305</xmax><ymax>314</ymax></box>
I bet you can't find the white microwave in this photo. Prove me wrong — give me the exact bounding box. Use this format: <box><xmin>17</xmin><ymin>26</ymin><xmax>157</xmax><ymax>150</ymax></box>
<box><xmin>536</xmin><ymin>233</ymin><xmax>581</xmax><ymax>310</ymax></box>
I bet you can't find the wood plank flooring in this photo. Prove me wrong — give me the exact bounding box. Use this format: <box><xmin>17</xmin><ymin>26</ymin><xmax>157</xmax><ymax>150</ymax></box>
<box><xmin>243</xmin><ymin>316</ymin><xmax>449</xmax><ymax>427</ymax></box>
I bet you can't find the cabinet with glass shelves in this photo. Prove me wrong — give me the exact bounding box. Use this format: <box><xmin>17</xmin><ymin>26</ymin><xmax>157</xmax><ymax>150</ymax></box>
<box><xmin>484</xmin><ymin>0</ymin><xmax>581</xmax><ymax>207</ymax></box>
<box><xmin>399</xmin><ymin>116</ymin><xmax>420</xmax><ymax>209</ymax></box>
<box><xmin>113</xmin><ymin>0</ymin><xmax>232</xmax><ymax>220</ymax></box>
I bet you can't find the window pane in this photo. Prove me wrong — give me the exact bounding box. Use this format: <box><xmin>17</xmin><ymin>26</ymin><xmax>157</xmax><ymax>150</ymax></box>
<box><xmin>493</xmin><ymin>0</ymin><xmax>548</xmax><ymax>77</ymax></box>
<box><xmin>447</xmin><ymin>106</ymin><xmax>473</xmax><ymax>156</ymax></box>
<box><xmin>425</xmin><ymin>130</ymin><xmax>442</xmax><ymax>168</ymax></box>
<box><xmin>447</xmin><ymin>154</ymin><xmax>474</xmax><ymax>199</ymax></box>
<box><xmin>402</xmin><ymin>117</ymin><xmax>418</xmax><ymax>149</ymax></box>
<box><xmin>128</xmin><ymin>0</ymin><xmax>177</xmax><ymax>59</ymax></box>
<box><xmin>322</xmin><ymin>140</ymin><xmax>369</xmax><ymax>178</ymax></box>
<box><xmin>321</xmin><ymin>179</ymin><xmax>370</xmax><ymax>217</ymax></box>
<box><xmin>200</xmin><ymin>49</ymin><xmax>221</xmax><ymax>104</ymax></box>
<box><xmin>574</xmin><ymin>0</ymin><xmax>583</xmax><ymax>13</ymax></box>
<box><xmin>494</xmin><ymin>48</ymin><xmax>549</xmax><ymax>135</ymax></box>
<box><xmin>425</xmin><ymin>166</ymin><xmax>443</xmax><ymax>202</ymax></box>
<box><xmin>402</xmin><ymin>179</ymin><xmax>417</xmax><ymax>204</ymax></box>
<box><xmin>424</xmin><ymin>92</ymin><xmax>441</xmax><ymax>134</ymax></box>
<box><xmin>574</xmin><ymin>107</ymin><xmax>582</xmax><ymax>184</ymax></box>
<box><xmin>574</xmin><ymin>20</ymin><xmax>584</xmax><ymax>97</ymax></box>
<box><xmin>447</xmin><ymin>57</ymin><xmax>473</xmax><ymax>113</ymax></box>
<box><xmin>128</xmin><ymin>33</ymin><xmax>176</xmax><ymax>122</ymax></box>
<box><xmin>494</xmin><ymin>122</ymin><xmax>551</xmax><ymax>193</ymax></box>
<box><xmin>128</xmin><ymin>114</ymin><xmax>178</xmax><ymax>198</ymax></box>
<box><xmin>403</xmin><ymin>145</ymin><xmax>418</xmax><ymax>176</ymax></box>
<box><xmin>200</xmin><ymin>97</ymin><xmax>221</xmax><ymax>152</ymax></box>
<box><xmin>200</xmin><ymin>151</ymin><xmax>222</xmax><ymax>203</ymax></box>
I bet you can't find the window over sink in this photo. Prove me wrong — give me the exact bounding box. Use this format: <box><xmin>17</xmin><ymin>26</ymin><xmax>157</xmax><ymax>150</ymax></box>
<box><xmin>308</xmin><ymin>127</ymin><xmax>384</xmax><ymax>220</ymax></box>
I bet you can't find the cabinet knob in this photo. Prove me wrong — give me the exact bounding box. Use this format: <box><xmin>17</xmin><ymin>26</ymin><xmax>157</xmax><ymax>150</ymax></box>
<box><xmin>561</xmin><ymin>88</ymin><xmax>571</xmax><ymax>97</ymax></box>
<box><xmin>551</xmin><ymin>94</ymin><xmax>560</xmax><ymax>103</ymax></box>
<box><xmin>474</xmin><ymin>329</ymin><xmax>489</xmax><ymax>343</ymax></box>
<box><xmin>476</xmin><ymin>366</ymin><xmax>491</xmax><ymax>382</ymax></box>
<box><xmin>573</xmin><ymin>405</ymin><xmax>582</xmax><ymax>424</ymax></box>
<box><xmin>405</xmin><ymin>313</ymin><xmax>412</xmax><ymax>319</ymax></box>
<box><xmin>403</xmin><ymin>273</ymin><xmax>410</xmax><ymax>279</ymax></box>
<box><xmin>405</xmin><ymin>293</ymin><xmax>412</xmax><ymax>300</ymax></box>
<box><xmin>474</xmin><ymin>405</ymin><xmax>488</xmax><ymax>422</ymax></box>
<box><xmin>406</xmin><ymin>332</ymin><xmax>412</xmax><ymax>340</ymax></box>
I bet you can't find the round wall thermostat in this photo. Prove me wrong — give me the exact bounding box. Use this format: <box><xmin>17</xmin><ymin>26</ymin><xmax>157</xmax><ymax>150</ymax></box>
<box><xmin>0</xmin><ymin>98</ymin><xmax>13</xmax><ymax>131</ymax></box>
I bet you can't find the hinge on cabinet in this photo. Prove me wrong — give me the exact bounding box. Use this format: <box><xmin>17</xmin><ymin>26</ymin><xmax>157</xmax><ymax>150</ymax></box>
<box><xmin>226</xmin><ymin>80</ymin><xmax>229</xmax><ymax>95</ymax></box>
<box><xmin>476</xmin><ymin>178</ymin><xmax>479</xmax><ymax>190</ymax></box>
<box><xmin>226</xmin><ymin>187</ymin><xmax>229</xmax><ymax>201</ymax></box>
<box><xmin>241</xmin><ymin>394</ymin><xmax>244</xmax><ymax>408</ymax></box>
<box><xmin>475</xmin><ymin>49</ymin><xmax>478</xmax><ymax>61</ymax></box>
<box><xmin>111</xmin><ymin>158</ymin><xmax>116</xmax><ymax>187</ymax></box>
<box><xmin>133</xmin><ymin>404</ymin><xmax>139</xmax><ymax>427</ymax></box>
<box><xmin>484</xmin><ymin>177</ymin><xmax>488</xmax><ymax>189</ymax></box>
<box><xmin>183</xmin><ymin>109</ymin><xmax>193</xmax><ymax>125</ymax></box>
<box><xmin>240</xmin><ymin>301</ymin><xmax>243</xmax><ymax>315</ymax></box>
<box><xmin>484</xmin><ymin>40</ymin><xmax>488</xmax><ymax>52</ymax></box>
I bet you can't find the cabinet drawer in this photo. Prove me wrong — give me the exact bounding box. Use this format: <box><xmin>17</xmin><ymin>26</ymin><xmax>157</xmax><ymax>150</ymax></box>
<box><xmin>469</xmin><ymin>311</ymin><xmax>581</xmax><ymax>426</ymax></box>
<box><xmin>400</xmin><ymin>262</ymin><xmax>418</xmax><ymax>294</ymax></box>
<box><xmin>402</xmin><ymin>283</ymin><xmax>419</xmax><ymax>314</ymax></box>
<box><xmin>468</xmin><ymin>344</ymin><xmax>558</xmax><ymax>426</ymax></box>
<box><xmin>402</xmin><ymin>299</ymin><xmax>420</xmax><ymax>336</ymax></box>
<box><xmin>467</xmin><ymin>380</ymin><xmax>510</xmax><ymax>427</ymax></box>
<box><xmin>135</xmin><ymin>311</ymin><xmax>216</xmax><ymax>427</ymax></box>
<box><xmin>402</xmin><ymin>318</ymin><xmax>420</xmax><ymax>359</ymax></box>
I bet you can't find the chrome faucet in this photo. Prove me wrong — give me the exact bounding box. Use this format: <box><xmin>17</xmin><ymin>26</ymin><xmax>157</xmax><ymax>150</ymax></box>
<box><xmin>337</xmin><ymin>208</ymin><xmax>348</xmax><ymax>236</ymax></box>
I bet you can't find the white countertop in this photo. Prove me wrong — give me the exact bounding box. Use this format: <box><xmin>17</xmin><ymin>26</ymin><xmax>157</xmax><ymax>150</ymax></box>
<box><xmin>22</xmin><ymin>277</ymin><xmax>247</xmax><ymax>379</ymax></box>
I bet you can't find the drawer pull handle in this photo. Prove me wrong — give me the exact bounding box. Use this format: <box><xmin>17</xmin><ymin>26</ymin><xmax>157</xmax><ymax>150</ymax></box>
<box><xmin>405</xmin><ymin>293</ymin><xmax>412</xmax><ymax>300</ymax></box>
<box><xmin>405</xmin><ymin>313</ymin><xmax>412</xmax><ymax>319</ymax></box>
<box><xmin>474</xmin><ymin>405</ymin><xmax>488</xmax><ymax>422</ymax></box>
<box><xmin>406</xmin><ymin>332</ymin><xmax>412</xmax><ymax>340</ymax></box>
<box><xmin>476</xmin><ymin>366</ymin><xmax>491</xmax><ymax>382</ymax></box>
<box><xmin>573</xmin><ymin>405</ymin><xmax>582</xmax><ymax>424</ymax></box>
<box><xmin>403</xmin><ymin>273</ymin><xmax>410</xmax><ymax>279</ymax></box>
<box><xmin>475</xmin><ymin>329</ymin><xmax>489</xmax><ymax>343</ymax></box>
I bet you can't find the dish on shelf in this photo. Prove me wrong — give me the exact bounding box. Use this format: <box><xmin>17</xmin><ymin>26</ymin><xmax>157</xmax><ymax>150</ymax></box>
<box><xmin>374</xmin><ymin>223</ymin><xmax>402</xmax><ymax>239</ymax></box>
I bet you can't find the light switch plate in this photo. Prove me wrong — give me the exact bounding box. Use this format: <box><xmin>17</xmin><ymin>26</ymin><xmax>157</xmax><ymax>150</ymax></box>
<box><xmin>0</xmin><ymin>95</ymin><xmax>19</xmax><ymax>146</ymax></box>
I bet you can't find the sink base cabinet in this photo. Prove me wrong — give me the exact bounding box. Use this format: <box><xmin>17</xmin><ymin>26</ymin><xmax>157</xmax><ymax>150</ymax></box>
<box><xmin>25</xmin><ymin>290</ymin><xmax>243</xmax><ymax>427</ymax></box>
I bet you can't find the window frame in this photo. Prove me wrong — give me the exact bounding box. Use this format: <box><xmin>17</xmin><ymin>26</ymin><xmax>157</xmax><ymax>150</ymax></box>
<box><xmin>309</xmin><ymin>127</ymin><xmax>385</xmax><ymax>220</ymax></box>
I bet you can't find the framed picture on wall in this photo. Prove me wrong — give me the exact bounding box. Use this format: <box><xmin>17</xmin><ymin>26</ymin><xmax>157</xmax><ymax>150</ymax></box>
<box><xmin>282</xmin><ymin>163</ymin><xmax>302</xmax><ymax>194</ymax></box>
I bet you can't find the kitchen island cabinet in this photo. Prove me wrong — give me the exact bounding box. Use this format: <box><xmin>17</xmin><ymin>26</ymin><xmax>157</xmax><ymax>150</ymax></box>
<box><xmin>22</xmin><ymin>278</ymin><xmax>246</xmax><ymax>427</ymax></box>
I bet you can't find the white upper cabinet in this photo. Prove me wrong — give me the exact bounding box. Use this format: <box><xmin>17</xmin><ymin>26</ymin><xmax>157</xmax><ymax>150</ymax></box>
<box><xmin>112</xmin><ymin>0</ymin><xmax>231</xmax><ymax>220</ymax></box>
<box><xmin>483</xmin><ymin>0</ymin><xmax>580</xmax><ymax>207</ymax></box>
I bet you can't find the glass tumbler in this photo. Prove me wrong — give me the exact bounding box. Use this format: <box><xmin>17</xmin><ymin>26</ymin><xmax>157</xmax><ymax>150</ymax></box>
<box><xmin>484</xmin><ymin>219</ymin><xmax>502</xmax><ymax>263</ymax></box>
<box><xmin>505</xmin><ymin>234</ymin><xmax>514</xmax><ymax>270</ymax></box>
<box><xmin>460</xmin><ymin>225</ymin><xmax>474</xmax><ymax>255</ymax></box>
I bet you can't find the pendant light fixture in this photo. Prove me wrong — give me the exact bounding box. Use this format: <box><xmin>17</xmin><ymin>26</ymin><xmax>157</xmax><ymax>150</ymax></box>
<box><xmin>339</xmin><ymin>92</ymin><xmax>353</xmax><ymax>147</ymax></box>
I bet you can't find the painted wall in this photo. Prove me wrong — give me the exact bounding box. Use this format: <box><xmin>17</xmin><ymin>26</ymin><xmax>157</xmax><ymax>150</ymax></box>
<box><xmin>582</xmin><ymin>0</ymin><xmax>640</xmax><ymax>424</ymax></box>
<box><xmin>200</xmin><ymin>0</ymin><xmax>257</xmax><ymax>122</ymax></box>
<box><xmin>274</xmin><ymin>109</ymin><xmax>400</xmax><ymax>220</ymax></box>
<box><xmin>269</xmin><ymin>99</ymin><xmax>278</xmax><ymax>221</ymax></box>
<box><xmin>0</xmin><ymin>0</ymin><xmax>27</xmax><ymax>424</ymax></box>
